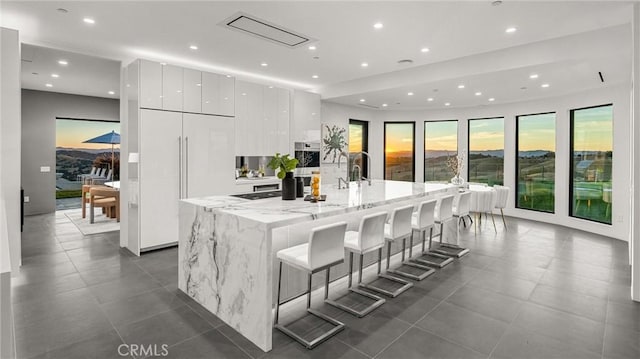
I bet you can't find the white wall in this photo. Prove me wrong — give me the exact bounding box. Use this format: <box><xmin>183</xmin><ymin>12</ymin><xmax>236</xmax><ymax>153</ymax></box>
<box><xmin>337</xmin><ymin>83</ymin><xmax>631</xmax><ymax>241</ymax></box>
<box><xmin>320</xmin><ymin>102</ymin><xmax>377</xmax><ymax>184</ymax></box>
<box><xmin>21</xmin><ymin>90</ymin><xmax>119</xmax><ymax>215</ymax></box>
<box><xmin>1</xmin><ymin>28</ymin><xmax>22</xmax><ymax>272</ymax></box>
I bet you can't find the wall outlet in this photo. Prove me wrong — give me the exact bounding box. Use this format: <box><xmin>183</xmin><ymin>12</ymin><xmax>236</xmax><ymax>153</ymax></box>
<box><xmin>40</xmin><ymin>166</ymin><xmax>50</xmax><ymax>173</ymax></box>
<box><xmin>24</xmin><ymin>196</ymin><xmax>29</xmax><ymax>203</ymax></box>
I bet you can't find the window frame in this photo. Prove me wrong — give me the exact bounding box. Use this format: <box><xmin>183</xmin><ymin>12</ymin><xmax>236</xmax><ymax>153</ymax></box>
<box><xmin>467</xmin><ymin>117</ymin><xmax>505</xmax><ymax>185</ymax></box>
<box><xmin>383</xmin><ymin>121</ymin><xmax>416</xmax><ymax>182</ymax></box>
<box><xmin>423</xmin><ymin>119</ymin><xmax>458</xmax><ymax>182</ymax></box>
<box><xmin>349</xmin><ymin>119</ymin><xmax>369</xmax><ymax>179</ymax></box>
<box><xmin>568</xmin><ymin>103</ymin><xmax>613</xmax><ymax>225</ymax></box>
<box><xmin>514</xmin><ymin>111</ymin><xmax>556</xmax><ymax>213</ymax></box>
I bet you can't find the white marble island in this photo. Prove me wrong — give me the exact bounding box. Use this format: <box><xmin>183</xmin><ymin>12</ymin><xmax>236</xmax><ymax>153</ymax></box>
<box><xmin>178</xmin><ymin>180</ymin><xmax>456</xmax><ymax>351</ymax></box>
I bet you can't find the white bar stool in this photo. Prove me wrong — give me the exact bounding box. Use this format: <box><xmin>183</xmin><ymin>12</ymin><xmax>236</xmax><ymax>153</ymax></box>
<box><xmin>326</xmin><ymin>213</ymin><xmax>387</xmax><ymax>317</ymax></box>
<box><xmin>274</xmin><ymin>221</ymin><xmax>348</xmax><ymax>349</ymax></box>
<box><xmin>344</xmin><ymin>212</ymin><xmax>412</xmax><ymax>299</ymax></box>
<box><xmin>437</xmin><ymin>191</ymin><xmax>471</xmax><ymax>258</ymax></box>
<box><xmin>409</xmin><ymin>199</ymin><xmax>453</xmax><ymax>268</ymax></box>
<box><xmin>384</xmin><ymin>205</ymin><xmax>435</xmax><ymax>281</ymax></box>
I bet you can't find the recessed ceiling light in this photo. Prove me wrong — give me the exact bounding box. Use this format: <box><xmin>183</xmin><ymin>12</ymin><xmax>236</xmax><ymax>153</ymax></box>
<box><xmin>421</xmin><ymin>47</ymin><xmax>430</xmax><ymax>53</ymax></box>
<box><xmin>45</xmin><ymin>83</ymin><xmax>53</xmax><ymax>87</ymax></box>
<box><xmin>488</xmin><ymin>98</ymin><xmax>495</xmax><ymax>101</ymax></box>
<box><xmin>312</xmin><ymin>75</ymin><xmax>319</xmax><ymax>79</ymax></box>
<box><xmin>83</xmin><ymin>17</ymin><xmax>95</xmax><ymax>24</ymax></box>
<box><xmin>541</xmin><ymin>83</ymin><xmax>550</xmax><ymax>88</ymax></box>
<box><xmin>241</xmin><ymin>93</ymin><xmax>247</xmax><ymax>96</ymax></box>
<box><xmin>189</xmin><ymin>45</ymin><xmax>198</xmax><ymax>50</ymax></box>
<box><xmin>361</xmin><ymin>62</ymin><xmax>369</xmax><ymax>67</ymax></box>
<box><xmin>51</xmin><ymin>74</ymin><xmax>59</xmax><ymax>78</ymax></box>
<box><xmin>505</xmin><ymin>27</ymin><xmax>517</xmax><ymax>33</ymax></box>
<box><xmin>58</xmin><ymin>60</ymin><xmax>68</xmax><ymax>65</ymax></box>
<box><xmin>475</xmin><ymin>92</ymin><xmax>482</xmax><ymax>96</ymax></box>
<box><xmin>261</xmin><ymin>62</ymin><xmax>268</xmax><ymax>67</ymax></box>
<box><xmin>373</xmin><ymin>22</ymin><xmax>383</xmax><ymax>29</ymax></box>
<box><xmin>407</xmin><ymin>92</ymin><xmax>414</xmax><ymax>96</ymax></box>
<box><xmin>196</xmin><ymin>83</ymin><xmax>201</xmax><ymax>87</ymax></box>
<box><xmin>108</xmin><ymin>91</ymin><xmax>115</xmax><ymax>95</ymax></box>
<box><xmin>360</xmin><ymin>99</ymin><xmax>366</xmax><ymax>102</ymax></box>
<box><xmin>427</xmin><ymin>98</ymin><xmax>434</xmax><ymax>102</ymax></box>
<box><xmin>382</xmin><ymin>103</ymin><xmax>388</xmax><ymax>107</ymax></box>
<box><xmin>308</xmin><ymin>45</ymin><xmax>316</xmax><ymax>50</ymax></box>
<box><xmin>268</xmin><ymin>86</ymin><xmax>274</xmax><ymax>89</ymax></box>
<box><xmin>160</xmin><ymin>62</ymin><xmax>167</xmax><ymax>66</ymax></box>
<box><xmin>226</xmin><ymin>75</ymin><xmax>232</xmax><ymax>78</ymax></box>
<box><xmin>444</xmin><ymin>102</ymin><xmax>451</xmax><ymax>106</ymax></box>
<box><xmin>457</xmin><ymin>84</ymin><xmax>465</xmax><ymax>89</ymax></box>
<box><xmin>529</xmin><ymin>74</ymin><xmax>539</xmax><ymax>79</ymax></box>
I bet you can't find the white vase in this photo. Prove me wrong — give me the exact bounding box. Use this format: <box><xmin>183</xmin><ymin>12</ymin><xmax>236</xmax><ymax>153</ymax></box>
<box><xmin>451</xmin><ymin>176</ymin><xmax>465</xmax><ymax>186</ymax></box>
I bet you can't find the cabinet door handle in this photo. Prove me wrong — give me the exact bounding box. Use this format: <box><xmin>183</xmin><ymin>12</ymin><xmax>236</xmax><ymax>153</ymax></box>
<box><xmin>185</xmin><ymin>136</ymin><xmax>189</xmax><ymax>198</ymax></box>
<box><xmin>178</xmin><ymin>136</ymin><xmax>182</xmax><ymax>199</ymax></box>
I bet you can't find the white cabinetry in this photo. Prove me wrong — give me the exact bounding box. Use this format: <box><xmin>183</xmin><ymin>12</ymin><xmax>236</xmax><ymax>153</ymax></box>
<box><xmin>235</xmin><ymin>80</ymin><xmax>290</xmax><ymax>156</ymax></box>
<box><xmin>183</xmin><ymin>69</ymin><xmax>202</xmax><ymax>113</ymax></box>
<box><xmin>202</xmin><ymin>72</ymin><xmax>234</xmax><ymax>117</ymax></box>
<box><xmin>292</xmin><ymin>90</ymin><xmax>321</xmax><ymax>144</ymax></box>
<box><xmin>139</xmin><ymin>60</ymin><xmax>162</xmax><ymax>109</ymax></box>
<box><xmin>162</xmin><ymin>65</ymin><xmax>183</xmax><ymax>111</ymax></box>
<box><xmin>138</xmin><ymin>109</ymin><xmax>235</xmax><ymax>250</ymax></box>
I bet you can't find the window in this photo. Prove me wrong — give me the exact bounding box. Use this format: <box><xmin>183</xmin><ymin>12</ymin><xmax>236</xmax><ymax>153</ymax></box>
<box><xmin>516</xmin><ymin>113</ymin><xmax>556</xmax><ymax>212</ymax></box>
<box><xmin>349</xmin><ymin>119</ymin><xmax>368</xmax><ymax>181</ymax></box>
<box><xmin>424</xmin><ymin>120</ymin><xmax>458</xmax><ymax>181</ymax></box>
<box><xmin>468</xmin><ymin>117</ymin><xmax>504</xmax><ymax>185</ymax></box>
<box><xmin>570</xmin><ymin>104</ymin><xmax>613</xmax><ymax>224</ymax></box>
<box><xmin>384</xmin><ymin>122</ymin><xmax>415</xmax><ymax>181</ymax></box>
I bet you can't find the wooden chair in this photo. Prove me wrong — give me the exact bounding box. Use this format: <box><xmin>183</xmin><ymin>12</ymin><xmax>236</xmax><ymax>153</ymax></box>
<box><xmin>89</xmin><ymin>187</ymin><xmax>119</xmax><ymax>223</ymax></box>
<box><xmin>82</xmin><ymin>184</ymin><xmax>108</xmax><ymax>218</ymax></box>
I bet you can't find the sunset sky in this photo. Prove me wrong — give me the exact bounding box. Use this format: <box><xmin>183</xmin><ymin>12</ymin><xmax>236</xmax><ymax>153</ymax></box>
<box><xmin>56</xmin><ymin>119</ymin><xmax>120</xmax><ymax>150</ymax></box>
<box><xmin>385</xmin><ymin>123</ymin><xmax>414</xmax><ymax>153</ymax></box>
<box><xmin>573</xmin><ymin>105</ymin><xmax>613</xmax><ymax>152</ymax></box>
<box><xmin>425</xmin><ymin>120</ymin><xmax>458</xmax><ymax>152</ymax></box>
<box><xmin>469</xmin><ymin>117</ymin><xmax>504</xmax><ymax>151</ymax></box>
<box><xmin>349</xmin><ymin>123</ymin><xmax>363</xmax><ymax>152</ymax></box>
<box><xmin>518</xmin><ymin>113</ymin><xmax>555</xmax><ymax>151</ymax></box>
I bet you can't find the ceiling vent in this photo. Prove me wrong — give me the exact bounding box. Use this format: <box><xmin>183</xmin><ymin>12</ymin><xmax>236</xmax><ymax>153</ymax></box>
<box><xmin>220</xmin><ymin>12</ymin><xmax>315</xmax><ymax>48</ymax></box>
<box><xmin>358</xmin><ymin>103</ymin><xmax>379</xmax><ymax>109</ymax></box>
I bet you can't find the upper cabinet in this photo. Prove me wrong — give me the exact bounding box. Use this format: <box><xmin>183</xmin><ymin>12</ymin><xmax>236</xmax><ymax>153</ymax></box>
<box><xmin>137</xmin><ymin>59</ymin><xmax>234</xmax><ymax>117</ymax></box>
<box><xmin>235</xmin><ymin>80</ymin><xmax>290</xmax><ymax>156</ymax></box>
<box><xmin>183</xmin><ymin>68</ymin><xmax>202</xmax><ymax>113</ymax></box>
<box><xmin>292</xmin><ymin>90</ymin><xmax>321</xmax><ymax>143</ymax></box>
<box><xmin>202</xmin><ymin>72</ymin><xmax>235</xmax><ymax>117</ymax></box>
<box><xmin>162</xmin><ymin>65</ymin><xmax>183</xmax><ymax>111</ymax></box>
<box><xmin>139</xmin><ymin>60</ymin><xmax>162</xmax><ymax>109</ymax></box>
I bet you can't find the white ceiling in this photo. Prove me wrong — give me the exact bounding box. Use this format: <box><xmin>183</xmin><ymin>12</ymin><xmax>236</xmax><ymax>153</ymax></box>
<box><xmin>20</xmin><ymin>44</ymin><xmax>121</xmax><ymax>99</ymax></box>
<box><xmin>1</xmin><ymin>1</ymin><xmax>634</xmax><ymax>109</ymax></box>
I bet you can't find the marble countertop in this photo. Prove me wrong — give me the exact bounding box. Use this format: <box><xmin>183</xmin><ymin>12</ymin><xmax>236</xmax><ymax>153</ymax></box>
<box><xmin>235</xmin><ymin>176</ymin><xmax>279</xmax><ymax>185</ymax></box>
<box><xmin>182</xmin><ymin>180</ymin><xmax>455</xmax><ymax>228</ymax></box>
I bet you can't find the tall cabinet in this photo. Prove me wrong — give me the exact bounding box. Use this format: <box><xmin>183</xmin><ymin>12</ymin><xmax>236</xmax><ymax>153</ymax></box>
<box><xmin>127</xmin><ymin>59</ymin><xmax>236</xmax><ymax>253</ymax></box>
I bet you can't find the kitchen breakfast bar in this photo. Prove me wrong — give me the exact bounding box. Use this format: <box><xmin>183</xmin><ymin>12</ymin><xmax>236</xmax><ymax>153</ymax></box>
<box><xmin>178</xmin><ymin>180</ymin><xmax>457</xmax><ymax>351</ymax></box>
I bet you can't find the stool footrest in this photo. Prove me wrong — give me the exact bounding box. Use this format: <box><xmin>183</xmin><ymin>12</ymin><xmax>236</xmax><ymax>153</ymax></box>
<box><xmin>387</xmin><ymin>262</ymin><xmax>436</xmax><ymax>281</ymax></box>
<box><xmin>359</xmin><ymin>274</ymin><xmax>412</xmax><ymax>298</ymax></box>
<box><xmin>275</xmin><ymin>308</ymin><xmax>344</xmax><ymax>349</ymax></box>
<box><xmin>432</xmin><ymin>245</ymin><xmax>470</xmax><ymax>258</ymax></box>
<box><xmin>325</xmin><ymin>288</ymin><xmax>385</xmax><ymax>318</ymax></box>
<box><xmin>412</xmin><ymin>252</ymin><xmax>454</xmax><ymax>268</ymax></box>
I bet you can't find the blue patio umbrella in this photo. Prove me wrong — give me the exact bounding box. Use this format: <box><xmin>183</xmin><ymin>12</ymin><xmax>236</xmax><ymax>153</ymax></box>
<box><xmin>82</xmin><ymin>130</ymin><xmax>121</xmax><ymax>172</ymax></box>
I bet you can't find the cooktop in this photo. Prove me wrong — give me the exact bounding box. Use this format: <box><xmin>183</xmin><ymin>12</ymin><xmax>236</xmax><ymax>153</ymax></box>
<box><xmin>230</xmin><ymin>190</ymin><xmax>282</xmax><ymax>200</ymax></box>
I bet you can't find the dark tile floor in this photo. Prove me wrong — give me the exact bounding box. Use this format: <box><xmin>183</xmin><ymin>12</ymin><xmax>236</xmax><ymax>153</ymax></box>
<box><xmin>12</xmin><ymin>211</ymin><xmax>640</xmax><ymax>359</ymax></box>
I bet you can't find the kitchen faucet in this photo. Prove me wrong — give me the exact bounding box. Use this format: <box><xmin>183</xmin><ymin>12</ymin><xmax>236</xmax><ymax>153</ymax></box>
<box><xmin>352</xmin><ymin>164</ymin><xmax>362</xmax><ymax>186</ymax></box>
<box><xmin>337</xmin><ymin>151</ymin><xmax>350</xmax><ymax>189</ymax></box>
<box><xmin>353</xmin><ymin>151</ymin><xmax>372</xmax><ymax>185</ymax></box>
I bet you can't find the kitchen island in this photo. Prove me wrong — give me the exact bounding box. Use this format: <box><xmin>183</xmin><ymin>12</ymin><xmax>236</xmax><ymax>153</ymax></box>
<box><xmin>178</xmin><ymin>180</ymin><xmax>457</xmax><ymax>351</ymax></box>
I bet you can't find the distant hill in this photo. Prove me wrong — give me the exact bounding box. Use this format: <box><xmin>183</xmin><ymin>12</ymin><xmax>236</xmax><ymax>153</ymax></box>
<box><xmin>56</xmin><ymin>147</ymin><xmax>120</xmax><ymax>154</ymax></box>
<box><xmin>518</xmin><ymin>150</ymin><xmax>554</xmax><ymax>158</ymax></box>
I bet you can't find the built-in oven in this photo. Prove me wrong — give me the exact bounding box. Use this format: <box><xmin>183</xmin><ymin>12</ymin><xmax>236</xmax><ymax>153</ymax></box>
<box><xmin>294</xmin><ymin>142</ymin><xmax>320</xmax><ymax>168</ymax></box>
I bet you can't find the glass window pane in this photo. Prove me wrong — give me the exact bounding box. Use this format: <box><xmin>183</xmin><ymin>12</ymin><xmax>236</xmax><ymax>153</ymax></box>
<box><xmin>570</xmin><ymin>105</ymin><xmax>613</xmax><ymax>224</ymax></box>
<box><xmin>468</xmin><ymin>118</ymin><xmax>504</xmax><ymax>185</ymax></box>
<box><xmin>516</xmin><ymin>113</ymin><xmax>556</xmax><ymax>212</ymax></box>
<box><xmin>349</xmin><ymin>120</ymin><xmax>368</xmax><ymax>181</ymax></box>
<box><xmin>385</xmin><ymin>122</ymin><xmax>414</xmax><ymax>181</ymax></box>
<box><xmin>424</xmin><ymin>121</ymin><xmax>458</xmax><ymax>182</ymax></box>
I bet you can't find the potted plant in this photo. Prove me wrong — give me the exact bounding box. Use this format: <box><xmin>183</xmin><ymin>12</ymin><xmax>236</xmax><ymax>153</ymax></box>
<box><xmin>268</xmin><ymin>153</ymin><xmax>299</xmax><ymax>200</ymax></box>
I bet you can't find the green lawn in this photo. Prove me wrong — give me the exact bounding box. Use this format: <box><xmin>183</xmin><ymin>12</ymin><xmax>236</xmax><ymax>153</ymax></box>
<box><xmin>56</xmin><ymin>189</ymin><xmax>82</xmax><ymax>199</ymax></box>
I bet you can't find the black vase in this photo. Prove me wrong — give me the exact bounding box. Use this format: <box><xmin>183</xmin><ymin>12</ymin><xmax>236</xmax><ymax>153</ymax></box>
<box><xmin>295</xmin><ymin>176</ymin><xmax>304</xmax><ymax>198</ymax></box>
<box><xmin>281</xmin><ymin>172</ymin><xmax>296</xmax><ymax>200</ymax></box>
